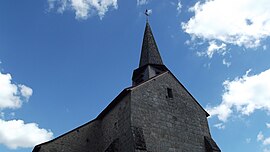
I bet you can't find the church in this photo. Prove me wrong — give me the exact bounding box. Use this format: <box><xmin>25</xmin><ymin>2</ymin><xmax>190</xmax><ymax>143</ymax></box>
<box><xmin>33</xmin><ymin>21</ymin><xmax>220</xmax><ymax>152</ymax></box>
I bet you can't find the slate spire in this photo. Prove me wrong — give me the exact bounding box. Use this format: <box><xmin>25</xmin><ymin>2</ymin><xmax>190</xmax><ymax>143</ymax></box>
<box><xmin>132</xmin><ymin>21</ymin><xmax>167</xmax><ymax>85</ymax></box>
<box><xmin>139</xmin><ymin>21</ymin><xmax>163</xmax><ymax>67</ymax></box>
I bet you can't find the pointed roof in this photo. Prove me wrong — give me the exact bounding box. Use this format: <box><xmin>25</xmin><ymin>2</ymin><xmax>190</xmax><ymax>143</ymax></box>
<box><xmin>139</xmin><ymin>22</ymin><xmax>163</xmax><ymax>67</ymax></box>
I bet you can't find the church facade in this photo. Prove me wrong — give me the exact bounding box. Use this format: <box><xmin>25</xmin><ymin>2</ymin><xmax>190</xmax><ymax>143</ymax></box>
<box><xmin>33</xmin><ymin>22</ymin><xmax>220</xmax><ymax>152</ymax></box>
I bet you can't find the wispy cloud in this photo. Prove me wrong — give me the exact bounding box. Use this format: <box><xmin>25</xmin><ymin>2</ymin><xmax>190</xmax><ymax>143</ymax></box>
<box><xmin>213</xmin><ymin>123</ymin><xmax>225</xmax><ymax>129</ymax></box>
<box><xmin>182</xmin><ymin>0</ymin><xmax>270</xmax><ymax>56</ymax></box>
<box><xmin>176</xmin><ymin>0</ymin><xmax>182</xmax><ymax>14</ymax></box>
<box><xmin>207</xmin><ymin>69</ymin><xmax>270</xmax><ymax>122</ymax></box>
<box><xmin>19</xmin><ymin>85</ymin><xmax>33</xmax><ymax>101</ymax></box>
<box><xmin>195</xmin><ymin>41</ymin><xmax>227</xmax><ymax>58</ymax></box>
<box><xmin>137</xmin><ymin>0</ymin><xmax>149</xmax><ymax>6</ymax></box>
<box><xmin>222</xmin><ymin>59</ymin><xmax>231</xmax><ymax>67</ymax></box>
<box><xmin>257</xmin><ymin>130</ymin><xmax>270</xmax><ymax>150</ymax></box>
<box><xmin>207</xmin><ymin>41</ymin><xmax>226</xmax><ymax>58</ymax></box>
<box><xmin>48</xmin><ymin>0</ymin><xmax>118</xmax><ymax>20</ymax></box>
<box><xmin>258</xmin><ymin>131</ymin><xmax>265</xmax><ymax>142</ymax></box>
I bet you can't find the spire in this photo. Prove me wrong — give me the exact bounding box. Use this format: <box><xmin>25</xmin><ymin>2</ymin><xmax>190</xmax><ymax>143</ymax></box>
<box><xmin>132</xmin><ymin>21</ymin><xmax>168</xmax><ymax>86</ymax></box>
<box><xmin>139</xmin><ymin>21</ymin><xmax>163</xmax><ymax>67</ymax></box>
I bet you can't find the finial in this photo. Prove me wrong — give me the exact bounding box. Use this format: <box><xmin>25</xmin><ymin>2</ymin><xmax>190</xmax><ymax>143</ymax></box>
<box><xmin>145</xmin><ymin>9</ymin><xmax>151</xmax><ymax>22</ymax></box>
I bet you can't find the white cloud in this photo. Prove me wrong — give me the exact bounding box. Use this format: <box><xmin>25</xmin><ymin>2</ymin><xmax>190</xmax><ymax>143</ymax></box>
<box><xmin>137</xmin><ymin>0</ymin><xmax>149</xmax><ymax>5</ymax></box>
<box><xmin>263</xmin><ymin>45</ymin><xmax>267</xmax><ymax>50</ymax></box>
<box><xmin>267</xmin><ymin>123</ymin><xmax>270</xmax><ymax>128</ymax></box>
<box><xmin>213</xmin><ymin>123</ymin><xmax>225</xmax><ymax>129</ymax></box>
<box><xmin>48</xmin><ymin>0</ymin><xmax>118</xmax><ymax>20</ymax></box>
<box><xmin>222</xmin><ymin>59</ymin><xmax>231</xmax><ymax>67</ymax></box>
<box><xmin>207</xmin><ymin>103</ymin><xmax>232</xmax><ymax>122</ymax></box>
<box><xmin>48</xmin><ymin>0</ymin><xmax>56</xmax><ymax>10</ymax></box>
<box><xmin>182</xmin><ymin>0</ymin><xmax>270</xmax><ymax>49</ymax></box>
<box><xmin>207</xmin><ymin>41</ymin><xmax>226</xmax><ymax>58</ymax></box>
<box><xmin>56</xmin><ymin>0</ymin><xmax>68</xmax><ymax>13</ymax></box>
<box><xmin>0</xmin><ymin>72</ymin><xmax>32</xmax><ymax>110</ymax></box>
<box><xmin>195</xmin><ymin>41</ymin><xmax>227</xmax><ymax>58</ymax></box>
<box><xmin>177</xmin><ymin>1</ymin><xmax>182</xmax><ymax>14</ymax></box>
<box><xmin>258</xmin><ymin>131</ymin><xmax>270</xmax><ymax>146</ymax></box>
<box><xmin>0</xmin><ymin>65</ymin><xmax>53</xmax><ymax>149</ymax></box>
<box><xmin>264</xmin><ymin>138</ymin><xmax>270</xmax><ymax>145</ymax></box>
<box><xmin>19</xmin><ymin>85</ymin><xmax>33</xmax><ymax>101</ymax></box>
<box><xmin>207</xmin><ymin>69</ymin><xmax>270</xmax><ymax>122</ymax></box>
<box><xmin>0</xmin><ymin>119</ymin><xmax>53</xmax><ymax>149</ymax></box>
<box><xmin>258</xmin><ymin>131</ymin><xmax>264</xmax><ymax>141</ymax></box>
<box><xmin>0</xmin><ymin>72</ymin><xmax>20</xmax><ymax>109</ymax></box>
<box><xmin>258</xmin><ymin>131</ymin><xmax>270</xmax><ymax>151</ymax></box>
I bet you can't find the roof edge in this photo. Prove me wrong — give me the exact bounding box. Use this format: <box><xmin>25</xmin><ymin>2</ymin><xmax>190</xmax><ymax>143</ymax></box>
<box><xmin>131</xmin><ymin>70</ymin><xmax>210</xmax><ymax>117</ymax></box>
<box><xmin>167</xmin><ymin>71</ymin><xmax>210</xmax><ymax>117</ymax></box>
<box><xmin>96</xmin><ymin>89</ymin><xmax>131</xmax><ymax>119</ymax></box>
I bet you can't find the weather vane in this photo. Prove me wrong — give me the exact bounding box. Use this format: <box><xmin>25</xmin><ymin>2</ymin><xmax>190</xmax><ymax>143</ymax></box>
<box><xmin>145</xmin><ymin>9</ymin><xmax>151</xmax><ymax>21</ymax></box>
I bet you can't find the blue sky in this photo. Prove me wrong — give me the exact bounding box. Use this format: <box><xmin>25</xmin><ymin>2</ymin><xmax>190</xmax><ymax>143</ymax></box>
<box><xmin>0</xmin><ymin>0</ymin><xmax>270</xmax><ymax>151</ymax></box>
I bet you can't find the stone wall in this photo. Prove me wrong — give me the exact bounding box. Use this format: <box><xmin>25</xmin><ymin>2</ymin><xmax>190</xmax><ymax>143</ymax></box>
<box><xmin>101</xmin><ymin>93</ymin><xmax>134</xmax><ymax>152</ymax></box>
<box><xmin>35</xmin><ymin>119</ymin><xmax>102</xmax><ymax>152</ymax></box>
<box><xmin>130</xmin><ymin>72</ymin><xmax>211</xmax><ymax>152</ymax></box>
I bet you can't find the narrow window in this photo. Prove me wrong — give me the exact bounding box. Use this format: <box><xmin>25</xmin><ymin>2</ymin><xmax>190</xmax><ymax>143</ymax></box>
<box><xmin>167</xmin><ymin>88</ymin><xmax>173</xmax><ymax>98</ymax></box>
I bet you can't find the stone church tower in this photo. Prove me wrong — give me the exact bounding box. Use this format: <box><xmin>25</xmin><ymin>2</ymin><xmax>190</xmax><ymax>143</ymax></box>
<box><xmin>33</xmin><ymin>22</ymin><xmax>220</xmax><ymax>152</ymax></box>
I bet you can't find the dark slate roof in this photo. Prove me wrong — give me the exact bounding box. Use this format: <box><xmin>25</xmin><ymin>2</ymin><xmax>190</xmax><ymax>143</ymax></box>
<box><xmin>139</xmin><ymin>22</ymin><xmax>163</xmax><ymax>67</ymax></box>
